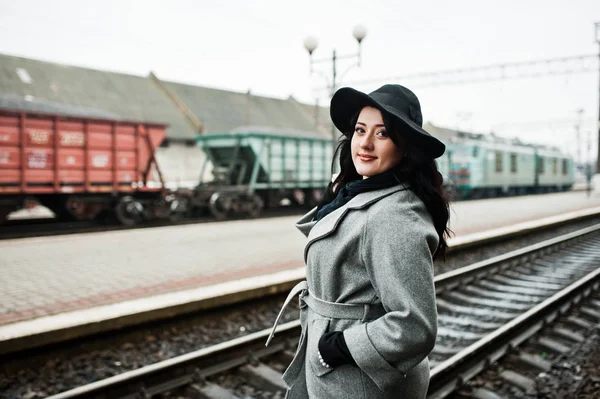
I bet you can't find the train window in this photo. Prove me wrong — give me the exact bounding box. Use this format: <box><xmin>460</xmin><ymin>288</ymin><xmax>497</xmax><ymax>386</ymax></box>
<box><xmin>562</xmin><ymin>159</ymin><xmax>568</xmax><ymax>175</ymax></box>
<box><xmin>495</xmin><ymin>151</ymin><xmax>503</xmax><ymax>173</ymax></box>
<box><xmin>553</xmin><ymin>158</ymin><xmax>558</xmax><ymax>175</ymax></box>
<box><xmin>510</xmin><ymin>153</ymin><xmax>517</xmax><ymax>173</ymax></box>
<box><xmin>472</xmin><ymin>147</ymin><xmax>479</xmax><ymax>157</ymax></box>
<box><xmin>537</xmin><ymin>157</ymin><xmax>545</xmax><ymax>174</ymax></box>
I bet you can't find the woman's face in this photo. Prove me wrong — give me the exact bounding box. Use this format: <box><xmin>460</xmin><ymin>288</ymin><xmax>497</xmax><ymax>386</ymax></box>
<box><xmin>351</xmin><ymin>106</ymin><xmax>405</xmax><ymax>178</ymax></box>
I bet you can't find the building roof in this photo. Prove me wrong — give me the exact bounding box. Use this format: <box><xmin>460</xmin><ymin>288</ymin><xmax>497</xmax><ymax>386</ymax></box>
<box><xmin>424</xmin><ymin>122</ymin><xmax>485</xmax><ymax>144</ymax></box>
<box><xmin>160</xmin><ymin>79</ymin><xmax>334</xmax><ymax>137</ymax></box>
<box><xmin>0</xmin><ymin>52</ymin><xmax>337</xmax><ymax>142</ymax></box>
<box><xmin>425</xmin><ymin>122</ymin><xmax>565</xmax><ymax>154</ymax></box>
<box><xmin>0</xmin><ymin>53</ymin><xmax>198</xmax><ymax>140</ymax></box>
<box><xmin>229</xmin><ymin>125</ymin><xmax>331</xmax><ymax>140</ymax></box>
<box><xmin>0</xmin><ymin>93</ymin><xmax>121</xmax><ymax>120</ymax></box>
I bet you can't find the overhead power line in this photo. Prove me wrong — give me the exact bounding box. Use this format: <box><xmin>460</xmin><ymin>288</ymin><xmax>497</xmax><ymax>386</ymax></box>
<box><xmin>491</xmin><ymin>117</ymin><xmax>598</xmax><ymax>130</ymax></box>
<box><xmin>338</xmin><ymin>54</ymin><xmax>598</xmax><ymax>88</ymax></box>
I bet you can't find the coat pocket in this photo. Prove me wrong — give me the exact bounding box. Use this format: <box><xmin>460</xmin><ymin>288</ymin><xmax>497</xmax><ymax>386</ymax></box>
<box><xmin>307</xmin><ymin>318</ymin><xmax>334</xmax><ymax>377</ymax></box>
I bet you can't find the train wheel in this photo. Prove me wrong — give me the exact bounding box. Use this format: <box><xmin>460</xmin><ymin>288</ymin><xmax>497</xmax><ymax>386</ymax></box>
<box><xmin>292</xmin><ymin>189</ymin><xmax>305</xmax><ymax>206</ymax></box>
<box><xmin>168</xmin><ymin>196</ymin><xmax>189</xmax><ymax>223</ymax></box>
<box><xmin>247</xmin><ymin>194</ymin><xmax>264</xmax><ymax>218</ymax></box>
<box><xmin>40</xmin><ymin>197</ymin><xmax>76</xmax><ymax>221</ymax></box>
<box><xmin>115</xmin><ymin>196</ymin><xmax>145</xmax><ymax>226</ymax></box>
<box><xmin>209</xmin><ymin>193</ymin><xmax>231</xmax><ymax>221</ymax></box>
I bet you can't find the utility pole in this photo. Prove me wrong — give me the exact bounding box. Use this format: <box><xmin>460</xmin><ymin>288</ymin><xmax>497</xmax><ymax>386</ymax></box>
<box><xmin>576</xmin><ymin>108</ymin><xmax>584</xmax><ymax>170</ymax></box>
<box><xmin>597</xmin><ymin>26</ymin><xmax>600</xmax><ymax>174</ymax></box>
<box><xmin>587</xmin><ymin>129</ymin><xmax>593</xmax><ymax>196</ymax></box>
<box><xmin>245</xmin><ymin>90</ymin><xmax>252</xmax><ymax>125</ymax></box>
<box><xmin>593</xmin><ymin>22</ymin><xmax>600</xmax><ymax>194</ymax></box>
<box><xmin>330</xmin><ymin>49</ymin><xmax>338</xmax><ymax>141</ymax></box>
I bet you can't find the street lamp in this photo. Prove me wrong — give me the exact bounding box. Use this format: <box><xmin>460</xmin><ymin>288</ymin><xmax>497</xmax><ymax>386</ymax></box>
<box><xmin>593</xmin><ymin>22</ymin><xmax>600</xmax><ymax>193</ymax></box>
<box><xmin>304</xmin><ymin>25</ymin><xmax>367</xmax><ymax>141</ymax></box>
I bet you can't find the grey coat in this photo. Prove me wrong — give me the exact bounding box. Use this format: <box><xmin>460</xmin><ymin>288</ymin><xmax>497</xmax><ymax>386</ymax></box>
<box><xmin>282</xmin><ymin>184</ymin><xmax>439</xmax><ymax>399</ymax></box>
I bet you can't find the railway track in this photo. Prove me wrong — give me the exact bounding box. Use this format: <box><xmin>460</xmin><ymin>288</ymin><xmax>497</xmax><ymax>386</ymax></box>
<box><xmin>0</xmin><ymin>207</ymin><xmax>311</xmax><ymax>240</ymax></box>
<box><xmin>428</xmin><ymin>225</ymin><xmax>600</xmax><ymax>398</ymax></box>
<box><xmin>24</xmin><ymin>224</ymin><xmax>600</xmax><ymax>399</ymax></box>
<box><xmin>448</xmin><ymin>291</ymin><xmax>600</xmax><ymax>398</ymax></box>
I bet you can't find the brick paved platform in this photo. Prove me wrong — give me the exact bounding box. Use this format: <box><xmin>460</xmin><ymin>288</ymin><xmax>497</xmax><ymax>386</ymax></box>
<box><xmin>1</xmin><ymin>190</ymin><xmax>599</xmax><ymax>326</ymax></box>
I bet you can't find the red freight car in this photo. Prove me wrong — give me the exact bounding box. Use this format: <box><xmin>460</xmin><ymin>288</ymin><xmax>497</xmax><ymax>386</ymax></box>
<box><xmin>0</xmin><ymin>109</ymin><xmax>175</xmax><ymax>225</ymax></box>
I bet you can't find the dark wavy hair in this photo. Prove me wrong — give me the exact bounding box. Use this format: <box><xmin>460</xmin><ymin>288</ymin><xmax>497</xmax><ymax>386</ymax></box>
<box><xmin>318</xmin><ymin>109</ymin><xmax>452</xmax><ymax>260</ymax></box>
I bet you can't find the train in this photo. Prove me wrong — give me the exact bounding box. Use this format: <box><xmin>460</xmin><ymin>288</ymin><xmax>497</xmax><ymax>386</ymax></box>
<box><xmin>178</xmin><ymin>126</ymin><xmax>333</xmax><ymax>220</ymax></box>
<box><xmin>0</xmin><ymin>108</ymin><xmax>576</xmax><ymax>225</ymax></box>
<box><xmin>439</xmin><ymin>136</ymin><xmax>575</xmax><ymax>200</ymax></box>
<box><xmin>0</xmin><ymin>109</ymin><xmax>179</xmax><ymax>226</ymax></box>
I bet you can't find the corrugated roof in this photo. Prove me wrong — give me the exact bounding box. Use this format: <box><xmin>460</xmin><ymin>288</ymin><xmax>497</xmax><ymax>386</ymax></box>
<box><xmin>423</xmin><ymin>122</ymin><xmax>464</xmax><ymax>144</ymax></box>
<box><xmin>0</xmin><ymin>53</ymin><xmax>339</xmax><ymax>142</ymax></box>
<box><xmin>0</xmin><ymin>53</ymin><xmax>197</xmax><ymax>140</ymax></box>
<box><xmin>0</xmin><ymin>93</ymin><xmax>121</xmax><ymax>120</ymax></box>
<box><xmin>425</xmin><ymin>122</ymin><xmax>564</xmax><ymax>153</ymax></box>
<box><xmin>163</xmin><ymin>80</ymin><xmax>335</xmax><ymax>139</ymax></box>
<box><xmin>229</xmin><ymin>125</ymin><xmax>331</xmax><ymax>140</ymax></box>
<box><xmin>294</xmin><ymin>99</ymin><xmax>336</xmax><ymax>137</ymax></box>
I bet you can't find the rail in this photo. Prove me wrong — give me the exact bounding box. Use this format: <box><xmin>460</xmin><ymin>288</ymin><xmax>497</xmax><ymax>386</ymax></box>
<box><xmin>41</xmin><ymin>224</ymin><xmax>600</xmax><ymax>398</ymax></box>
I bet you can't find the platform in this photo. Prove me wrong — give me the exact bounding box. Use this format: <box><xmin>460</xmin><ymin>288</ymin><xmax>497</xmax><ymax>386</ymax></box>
<box><xmin>1</xmin><ymin>190</ymin><xmax>600</xmax><ymax>330</ymax></box>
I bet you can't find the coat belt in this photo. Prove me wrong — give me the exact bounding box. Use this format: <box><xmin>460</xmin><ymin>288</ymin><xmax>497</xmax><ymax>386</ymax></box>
<box><xmin>266</xmin><ymin>280</ymin><xmax>308</xmax><ymax>347</ymax></box>
<box><xmin>265</xmin><ymin>280</ymin><xmax>386</xmax><ymax>347</ymax></box>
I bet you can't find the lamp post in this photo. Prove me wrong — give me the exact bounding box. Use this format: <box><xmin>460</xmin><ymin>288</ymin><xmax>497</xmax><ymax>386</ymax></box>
<box><xmin>593</xmin><ymin>22</ymin><xmax>600</xmax><ymax>193</ymax></box>
<box><xmin>304</xmin><ymin>25</ymin><xmax>367</xmax><ymax>142</ymax></box>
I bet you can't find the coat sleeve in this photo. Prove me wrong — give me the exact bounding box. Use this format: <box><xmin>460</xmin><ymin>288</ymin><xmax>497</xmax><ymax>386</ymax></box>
<box><xmin>342</xmin><ymin>200</ymin><xmax>438</xmax><ymax>391</ymax></box>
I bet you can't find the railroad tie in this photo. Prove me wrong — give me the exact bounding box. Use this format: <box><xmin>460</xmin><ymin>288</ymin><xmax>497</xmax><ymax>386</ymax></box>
<box><xmin>580</xmin><ymin>307</ymin><xmax>600</xmax><ymax>321</ymax></box>
<box><xmin>536</xmin><ymin>336</ymin><xmax>572</xmax><ymax>355</ymax></box>
<box><xmin>239</xmin><ymin>363</ymin><xmax>288</xmax><ymax>392</ymax></box>
<box><xmin>564</xmin><ymin>316</ymin><xmax>594</xmax><ymax>329</ymax></box>
<box><xmin>588</xmin><ymin>299</ymin><xmax>600</xmax><ymax>309</ymax></box>
<box><xmin>472</xmin><ymin>387</ymin><xmax>506</xmax><ymax>399</ymax></box>
<box><xmin>500</xmin><ymin>370</ymin><xmax>537</xmax><ymax>395</ymax></box>
<box><xmin>189</xmin><ymin>383</ymin><xmax>241</xmax><ymax>399</ymax></box>
<box><xmin>431</xmin><ymin>344</ymin><xmax>462</xmax><ymax>356</ymax></box>
<box><xmin>551</xmin><ymin>327</ymin><xmax>585</xmax><ymax>343</ymax></box>
<box><xmin>517</xmin><ymin>352</ymin><xmax>552</xmax><ymax>372</ymax></box>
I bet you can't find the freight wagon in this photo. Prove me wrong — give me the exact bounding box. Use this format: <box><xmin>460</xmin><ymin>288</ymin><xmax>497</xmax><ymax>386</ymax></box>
<box><xmin>182</xmin><ymin>127</ymin><xmax>333</xmax><ymax>220</ymax></box>
<box><xmin>447</xmin><ymin>138</ymin><xmax>574</xmax><ymax>199</ymax></box>
<box><xmin>0</xmin><ymin>109</ymin><xmax>177</xmax><ymax>225</ymax></box>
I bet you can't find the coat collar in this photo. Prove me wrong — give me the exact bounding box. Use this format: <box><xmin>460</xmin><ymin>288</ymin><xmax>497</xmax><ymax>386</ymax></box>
<box><xmin>296</xmin><ymin>207</ymin><xmax>318</xmax><ymax>238</ymax></box>
<box><xmin>297</xmin><ymin>184</ymin><xmax>409</xmax><ymax>263</ymax></box>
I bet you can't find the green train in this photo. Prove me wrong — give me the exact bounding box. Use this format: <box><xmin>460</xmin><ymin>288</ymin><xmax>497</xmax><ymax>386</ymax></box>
<box><xmin>178</xmin><ymin>127</ymin><xmax>575</xmax><ymax>220</ymax></box>
<box><xmin>440</xmin><ymin>138</ymin><xmax>575</xmax><ymax>200</ymax></box>
<box><xmin>183</xmin><ymin>127</ymin><xmax>333</xmax><ymax>220</ymax></box>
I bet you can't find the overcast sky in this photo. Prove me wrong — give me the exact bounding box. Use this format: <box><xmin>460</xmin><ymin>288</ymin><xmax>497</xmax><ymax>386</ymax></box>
<box><xmin>1</xmin><ymin>0</ymin><xmax>599</xmax><ymax>161</ymax></box>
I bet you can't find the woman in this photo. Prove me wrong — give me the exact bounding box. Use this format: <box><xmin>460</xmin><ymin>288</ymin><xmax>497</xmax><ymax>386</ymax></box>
<box><xmin>267</xmin><ymin>84</ymin><xmax>450</xmax><ymax>398</ymax></box>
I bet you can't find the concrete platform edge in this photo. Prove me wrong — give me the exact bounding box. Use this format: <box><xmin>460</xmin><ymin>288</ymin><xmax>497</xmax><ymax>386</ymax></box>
<box><xmin>2</xmin><ymin>206</ymin><xmax>600</xmax><ymax>355</ymax></box>
<box><xmin>0</xmin><ymin>267</ymin><xmax>305</xmax><ymax>356</ymax></box>
<box><xmin>447</xmin><ymin>206</ymin><xmax>600</xmax><ymax>252</ymax></box>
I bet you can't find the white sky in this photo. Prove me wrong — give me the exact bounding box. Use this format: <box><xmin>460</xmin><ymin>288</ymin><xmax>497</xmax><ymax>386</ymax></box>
<box><xmin>0</xmin><ymin>0</ymin><xmax>599</xmax><ymax>162</ymax></box>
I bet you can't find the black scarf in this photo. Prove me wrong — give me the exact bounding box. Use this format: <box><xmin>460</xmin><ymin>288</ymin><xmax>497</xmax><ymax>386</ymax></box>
<box><xmin>315</xmin><ymin>168</ymin><xmax>402</xmax><ymax>222</ymax></box>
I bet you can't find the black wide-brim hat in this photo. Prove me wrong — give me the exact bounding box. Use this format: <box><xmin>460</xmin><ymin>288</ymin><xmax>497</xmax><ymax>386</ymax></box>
<box><xmin>330</xmin><ymin>84</ymin><xmax>445</xmax><ymax>158</ymax></box>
